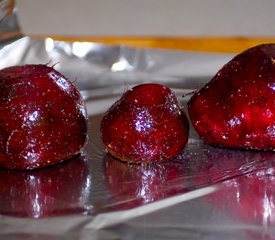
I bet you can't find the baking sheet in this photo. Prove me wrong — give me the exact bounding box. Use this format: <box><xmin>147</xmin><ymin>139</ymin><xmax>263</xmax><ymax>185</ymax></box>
<box><xmin>0</xmin><ymin>37</ymin><xmax>274</xmax><ymax>240</ymax></box>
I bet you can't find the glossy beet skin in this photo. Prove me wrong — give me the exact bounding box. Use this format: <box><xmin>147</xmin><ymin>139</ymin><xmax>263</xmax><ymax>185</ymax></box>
<box><xmin>0</xmin><ymin>64</ymin><xmax>88</xmax><ymax>170</ymax></box>
<box><xmin>100</xmin><ymin>83</ymin><xmax>189</xmax><ymax>163</ymax></box>
<box><xmin>188</xmin><ymin>44</ymin><xmax>275</xmax><ymax>150</ymax></box>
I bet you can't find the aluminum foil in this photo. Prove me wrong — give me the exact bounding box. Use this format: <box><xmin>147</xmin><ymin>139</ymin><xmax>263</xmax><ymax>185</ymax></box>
<box><xmin>0</xmin><ymin>37</ymin><xmax>275</xmax><ymax>240</ymax></box>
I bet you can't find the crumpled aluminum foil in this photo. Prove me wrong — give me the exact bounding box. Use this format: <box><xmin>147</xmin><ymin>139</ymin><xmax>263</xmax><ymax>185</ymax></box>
<box><xmin>0</xmin><ymin>37</ymin><xmax>274</xmax><ymax>240</ymax></box>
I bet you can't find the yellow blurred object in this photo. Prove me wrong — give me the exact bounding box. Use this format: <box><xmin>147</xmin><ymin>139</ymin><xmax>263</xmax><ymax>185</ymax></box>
<box><xmin>6</xmin><ymin>0</ymin><xmax>14</xmax><ymax>15</ymax></box>
<box><xmin>32</xmin><ymin>35</ymin><xmax>275</xmax><ymax>54</ymax></box>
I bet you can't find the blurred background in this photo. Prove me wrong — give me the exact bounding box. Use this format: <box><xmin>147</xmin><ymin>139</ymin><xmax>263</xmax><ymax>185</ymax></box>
<box><xmin>1</xmin><ymin>0</ymin><xmax>275</xmax><ymax>53</ymax></box>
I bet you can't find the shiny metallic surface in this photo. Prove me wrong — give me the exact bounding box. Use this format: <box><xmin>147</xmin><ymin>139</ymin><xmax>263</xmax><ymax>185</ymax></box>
<box><xmin>0</xmin><ymin>38</ymin><xmax>274</xmax><ymax>239</ymax></box>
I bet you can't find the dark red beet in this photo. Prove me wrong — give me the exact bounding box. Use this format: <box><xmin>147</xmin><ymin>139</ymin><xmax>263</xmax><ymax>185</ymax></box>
<box><xmin>188</xmin><ymin>44</ymin><xmax>275</xmax><ymax>150</ymax></box>
<box><xmin>100</xmin><ymin>83</ymin><xmax>189</xmax><ymax>163</ymax></box>
<box><xmin>0</xmin><ymin>64</ymin><xmax>88</xmax><ymax>170</ymax></box>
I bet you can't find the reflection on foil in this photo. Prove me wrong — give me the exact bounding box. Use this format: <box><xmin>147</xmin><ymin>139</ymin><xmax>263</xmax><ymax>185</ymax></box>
<box><xmin>204</xmin><ymin>165</ymin><xmax>275</xmax><ymax>238</ymax></box>
<box><xmin>101</xmin><ymin>139</ymin><xmax>275</xmax><ymax>213</ymax></box>
<box><xmin>103</xmin><ymin>154</ymin><xmax>190</xmax><ymax>210</ymax></box>
<box><xmin>45</xmin><ymin>38</ymin><xmax>54</xmax><ymax>52</ymax></box>
<box><xmin>0</xmin><ymin>155</ymin><xmax>92</xmax><ymax>218</ymax></box>
<box><xmin>86</xmin><ymin>185</ymin><xmax>216</xmax><ymax>230</ymax></box>
<box><xmin>111</xmin><ymin>57</ymin><xmax>134</xmax><ymax>72</ymax></box>
<box><xmin>72</xmin><ymin>42</ymin><xmax>96</xmax><ymax>58</ymax></box>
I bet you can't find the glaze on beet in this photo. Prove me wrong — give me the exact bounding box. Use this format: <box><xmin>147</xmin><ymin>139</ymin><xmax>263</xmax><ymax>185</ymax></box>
<box><xmin>0</xmin><ymin>64</ymin><xmax>88</xmax><ymax>170</ymax></box>
<box><xmin>188</xmin><ymin>44</ymin><xmax>275</xmax><ymax>150</ymax></box>
<box><xmin>100</xmin><ymin>83</ymin><xmax>189</xmax><ymax>163</ymax></box>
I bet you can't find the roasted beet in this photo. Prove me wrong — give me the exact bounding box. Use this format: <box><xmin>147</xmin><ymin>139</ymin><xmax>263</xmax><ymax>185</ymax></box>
<box><xmin>188</xmin><ymin>44</ymin><xmax>275</xmax><ymax>150</ymax></box>
<box><xmin>100</xmin><ymin>83</ymin><xmax>189</xmax><ymax>163</ymax></box>
<box><xmin>0</xmin><ymin>64</ymin><xmax>88</xmax><ymax>170</ymax></box>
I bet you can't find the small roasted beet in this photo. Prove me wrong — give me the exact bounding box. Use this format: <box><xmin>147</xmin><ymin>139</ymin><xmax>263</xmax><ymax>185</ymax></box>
<box><xmin>100</xmin><ymin>83</ymin><xmax>189</xmax><ymax>163</ymax></box>
<box><xmin>188</xmin><ymin>44</ymin><xmax>275</xmax><ymax>150</ymax></box>
<box><xmin>0</xmin><ymin>64</ymin><xmax>88</xmax><ymax>170</ymax></box>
